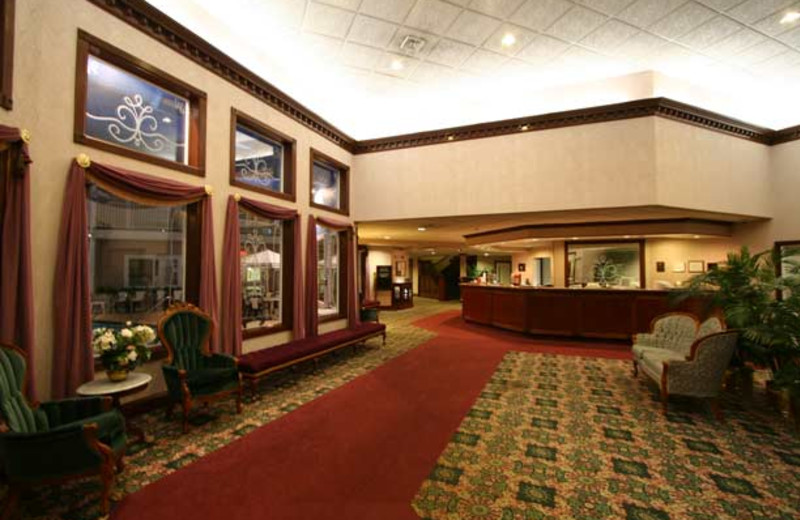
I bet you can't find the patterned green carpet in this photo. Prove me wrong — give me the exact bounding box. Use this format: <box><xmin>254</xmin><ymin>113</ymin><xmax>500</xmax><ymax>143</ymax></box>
<box><xmin>413</xmin><ymin>351</ymin><xmax>800</xmax><ymax>520</ymax></box>
<box><xmin>6</xmin><ymin>299</ymin><xmax>459</xmax><ymax>520</ymax></box>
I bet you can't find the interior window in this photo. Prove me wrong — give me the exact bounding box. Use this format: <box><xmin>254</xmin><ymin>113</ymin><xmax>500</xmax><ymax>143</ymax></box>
<box><xmin>311</xmin><ymin>161</ymin><xmax>341</xmax><ymax>210</ymax></box>
<box><xmin>239</xmin><ymin>208</ymin><xmax>285</xmax><ymax>332</ymax></box>
<box><xmin>567</xmin><ymin>242</ymin><xmax>642</xmax><ymax>289</ymax></box>
<box><xmin>317</xmin><ymin>225</ymin><xmax>340</xmax><ymax>317</ymax></box>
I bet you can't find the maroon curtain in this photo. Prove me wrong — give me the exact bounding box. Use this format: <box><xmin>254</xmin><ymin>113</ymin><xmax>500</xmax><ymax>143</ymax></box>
<box><xmin>52</xmin><ymin>159</ymin><xmax>217</xmax><ymax>398</ymax></box>
<box><xmin>0</xmin><ymin>126</ymin><xmax>35</xmax><ymax>399</ymax></box>
<box><xmin>305</xmin><ymin>215</ymin><xmax>359</xmax><ymax>337</ymax></box>
<box><xmin>221</xmin><ymin>195</ymin><xmax>304</xmax><ymax>356</ymax></box>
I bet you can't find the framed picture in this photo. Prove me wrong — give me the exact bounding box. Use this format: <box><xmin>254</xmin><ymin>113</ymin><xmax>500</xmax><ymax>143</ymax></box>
<box><xmin>672</xmin><ymin>262</ymin><xmax>685</xmax><ymax>273</ymax></box>
<box><xmin>707</xmin><ymin>262</ymin><xmax>719</xmax><ymax>271</ymax></box>
<box><xmin>688</xmin><ymin>260</ymin><xmax>705</xmax><ymax>273</ymax></box>
<box><xmin>518</xmin><ymin>263</ymin><xmax>526</xmax><ymax>272</ymax></box>
<box><xmin>656</xmin><ymin>261</ymin><xmax>665</xmax><ymax>273</ymax></box>
<box><xmin>395</xmin><ymin>260</ymin><xmax>406</xmax><ymax>277</ymax></box>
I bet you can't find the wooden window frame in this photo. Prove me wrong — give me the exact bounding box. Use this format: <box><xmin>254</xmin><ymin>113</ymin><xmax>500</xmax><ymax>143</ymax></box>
<box><xmin>318</xmin><ymin>226</ymin><xmax>348</xmax><ymax>324</ymax></box>
<box><xmin>229</xmin><ymin>108</ymin><xmax>296</xmax><ymax>202</ymax></box>
<box><xmin>240</xmin><ymin>212</ymin><xmax>295</xmax><ymax>339</ymax></box>
<box><xmin>0</xmin><ymin>0</ymin><xmax>14</xmax><ymax>110</ymax></box>
<box><xmin>74</xmin><ymin>30</ymin><xmax>207</xmax><ymax>176</ymax></box>
<box><xmin>564</xmin><ymin>239</ymin><xmax>646</xmax><ymax>288</ymax></box>
<box><xmin>309</xmin><ymin>148</ymin><xmax>349</xmax><ymax>216</ymax></box>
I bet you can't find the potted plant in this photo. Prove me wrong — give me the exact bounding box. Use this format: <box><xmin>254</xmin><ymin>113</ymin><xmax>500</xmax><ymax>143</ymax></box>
<box><xmin>92</xmin><ymin>322</ymin><xmax>156</xmax><ymax>382</ymax></box>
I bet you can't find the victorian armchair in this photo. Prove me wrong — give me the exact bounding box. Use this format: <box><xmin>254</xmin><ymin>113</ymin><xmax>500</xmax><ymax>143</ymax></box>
<box><xmin>632</xmin><ymin>312</ymin><xmax>699</xmax><ymax>376</ymax></box>
<box><xmin>0</xmin><ymin>344</ymin><xmax>126</xmax><ymax>519</ymax></box>
<box><xmin>158</xmin><ymin>303</ymin><xmax>243</xmax><ymax>433</ymax></box>
<box><xmin>639</xmin><ymin>331</ymin><xmax>739</xmax><ymax>419</ymax></box>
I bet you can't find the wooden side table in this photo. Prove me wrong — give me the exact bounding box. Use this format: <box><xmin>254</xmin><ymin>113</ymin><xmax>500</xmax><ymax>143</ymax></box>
<box><xmin>77</xmin><ymin>372</ymin><xmax>153</xmax><ymax>443</ymax></box>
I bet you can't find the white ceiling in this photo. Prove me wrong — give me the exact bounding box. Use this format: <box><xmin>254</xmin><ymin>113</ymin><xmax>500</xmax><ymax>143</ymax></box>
<box><xmin>145</xmin><ymin>0</ymin><xmax>800</xmax><ymax>138</ymax></box>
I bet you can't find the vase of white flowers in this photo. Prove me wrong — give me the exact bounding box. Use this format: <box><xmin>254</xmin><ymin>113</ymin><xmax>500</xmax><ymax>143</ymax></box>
<box><xmin>92</xmin><ymin>322</ymin><xmax>156</xmax><ymax>382</ymax></box>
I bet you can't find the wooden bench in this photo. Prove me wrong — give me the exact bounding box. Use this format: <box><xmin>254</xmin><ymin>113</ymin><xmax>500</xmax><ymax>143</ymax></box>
<box><xmin>237</xmin><ymin>322</ymin><xmax>387</xmax><ymax>395</ymax></box>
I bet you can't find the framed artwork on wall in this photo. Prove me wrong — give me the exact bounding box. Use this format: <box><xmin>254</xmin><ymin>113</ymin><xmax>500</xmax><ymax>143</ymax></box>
<box><xmin>656</xmin><ymin>261</ymin><xmax>665</xmax><ymax>273</ymax></box>
<box><xmin>672</xmin><ymin>262</ymin><xmax>686</xmax><ymax>273</ymax></box>
<box><xmin>395</xmin><ymin>260</ymin><xmax>406</xmax><ymax>277</ymax></box>
<box><xmin>688</xmin><ymin>260</ymin><xmax>705</xmax><ymax>273</ymax></box>
<box><xmin>518</xmin><ymin>263</ymin><xmax>526</xmax><ymax>272</ymax></box>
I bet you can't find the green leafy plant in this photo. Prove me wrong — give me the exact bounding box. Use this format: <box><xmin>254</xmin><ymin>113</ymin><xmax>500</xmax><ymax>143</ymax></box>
<box><xmin>676</xmin><ymin>246</ymin><xmax>800</xmax><ymax>390</ymax></box>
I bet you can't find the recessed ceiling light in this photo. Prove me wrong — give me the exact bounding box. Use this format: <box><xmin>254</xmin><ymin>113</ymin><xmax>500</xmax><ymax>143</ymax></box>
<box><xmin>390</xmin><ymin>59</ymin><xmax>404</xmax><ymax>71</ymax></box>
<box><xmin>483</xmin><ymin>252</ymin><xmax>490</xmax><ymax>257</ymax></box>
<box><xmin>624</xmin><ymin>235</ymin><xmax>631</xmax><ymax>239</ymax></box>
<box><xmin>501</xmin><ymin>33</ymin><xmax>516</xmax><ymax>47</ymax></box>
<box><xmin>572</xmin><ymin>237</ymin><xmax>579</xmax><ymax>240</ymax></box>
<box><xmin>780</xmin><ymin>11</ymin><xmax>800</xmax><ymax>24</ymax></box>
<box><xmin>693</xmin><ymin>235</ymin><xmax>701</xmax><ymax>239</ymax></box>
<box><xmin>417</xmin><ymin>226</ymin><xmax>427</xmax><ymax>231</ymax></box>
<box><xmin>383</xmin><ymin>235</ymin><xmax>391</xmax><ymax>239</ymax></box>
<box><xmin>520</xmin><ymin>124</ymin><xmax>529</xmax><ymax>131</ymax></box>
<box><xmin>446</xmin><ymin>135</ymin><xmax>455</xmax><ymax>141</ymax></box>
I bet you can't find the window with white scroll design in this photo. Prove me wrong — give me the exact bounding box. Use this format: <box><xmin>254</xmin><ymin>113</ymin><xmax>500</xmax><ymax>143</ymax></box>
<box><xmin>85</xmin><ymin>55</ymin><xmax>189</xmax><ymax>163</ymax></box>
<box><xmin>75</xmin><ymin>31</ymin><xmax>207</xmax><ymax>176</ymax></box>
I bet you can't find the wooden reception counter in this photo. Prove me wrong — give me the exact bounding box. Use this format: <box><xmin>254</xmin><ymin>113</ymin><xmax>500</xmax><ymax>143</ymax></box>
<box><xmin>461</xmin><ymin>284</ymin><xmax>706</xmax><ymax>341</ymax></box>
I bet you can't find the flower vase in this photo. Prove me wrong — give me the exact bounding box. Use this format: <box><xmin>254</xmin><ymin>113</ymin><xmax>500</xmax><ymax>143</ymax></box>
<box><xmin>106</xmin><ymin>369</ymin><xmax>129</xmax><ymax>382</ymax></box>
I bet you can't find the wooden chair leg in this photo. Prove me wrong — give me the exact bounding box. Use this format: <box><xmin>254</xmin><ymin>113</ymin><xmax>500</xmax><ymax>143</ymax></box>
<box><xmin>236</xmin><ymin>378</ymin><xmax>244</xmax><ymax>414</ymax></box>
<box><xmin>181</xmin><ymin>400</ymin><xmax>192</xmax><ymax>434</ymax></box>
<box><xmin>632</xmin><ymin>360</ymin><xmax>638</xmax><ymax>376</ymax></box>
<box><xmin>99</xmin><ymin>458</ymin><xmax>115</xmax><ymax>516</ymax></box>
<box><xmin>660</xmin><ymin>388</ymin><xmax>669</xmax><ymax>414</ymax></box>
<box><xmin>1</xmin><ymin>485</ymin><xmax>21</xmax><ymax>520</ymax></box>
<box><xmin>709</xmin><ymin>398</ymin><xmax>724</xmax><ymax>421</ymax></box>
<box><xmin>115</xmin><ymin>453</ymin><xmax>126</xmax><ymax>473</ymax></box>
<box><xmin>382</xmin><ymin>333</ymin><xmax>386</xmax><ymax>346</ymax></box>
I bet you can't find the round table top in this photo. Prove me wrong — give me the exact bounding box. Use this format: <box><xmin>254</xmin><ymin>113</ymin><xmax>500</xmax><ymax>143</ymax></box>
<box><xmin>76</xmin><ymin>372</ymin><xmax>153</xmax><ymax>396</ymax></box>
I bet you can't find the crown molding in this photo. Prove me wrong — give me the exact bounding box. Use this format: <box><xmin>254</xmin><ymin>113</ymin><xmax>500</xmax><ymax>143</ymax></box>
<box><xmin>85</xmin><ymin>0</ymin><xmax>800</xmax><ymax>157</ymax></box>
<box><xmin>86</xmin><ymin>0</ymin><xmax>358</xmax><ymax>153</ymax></box>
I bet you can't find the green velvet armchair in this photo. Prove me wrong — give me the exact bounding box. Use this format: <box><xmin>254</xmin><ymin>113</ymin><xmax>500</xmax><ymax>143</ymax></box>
<box><xmin>158</xmin><ymin>303</ymin><xmax>243</xmax><ymax>433</ymax></box>
<box><xmin>0</xmin><ymin>343</ymin><xmax>126</xmax><ymax>519</ymax></box>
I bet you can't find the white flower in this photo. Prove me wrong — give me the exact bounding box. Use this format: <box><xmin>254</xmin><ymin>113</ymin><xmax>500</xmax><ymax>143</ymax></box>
<box><xmin>125</xmin><ymin>321</ymin><xmax>132</xmax><ymax>327</ymax></box>
<box><xmin>127</xmin><ymin>350</ymin><xmax>138</xmax><ymax>362</ymax></box>
<box><xmin>120</xmin><ymin>328</ymin><xmax>133</xmax><ymax>338</ymax></box>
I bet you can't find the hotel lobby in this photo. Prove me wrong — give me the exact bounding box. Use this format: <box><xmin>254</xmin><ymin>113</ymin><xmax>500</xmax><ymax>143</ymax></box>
<box><xmin>1</xmin><ymin>0</ymin><xmax>800</xmax><ymax>519</ymax></box>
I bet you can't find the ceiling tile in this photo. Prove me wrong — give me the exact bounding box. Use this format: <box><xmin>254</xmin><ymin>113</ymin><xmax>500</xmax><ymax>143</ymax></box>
<box><xmin>339</xmin><ymin>42</ymin><xmax>384</xmax><ymax>69</ymax></box>
<box><xmin>617</xmin><ymin>0</ymin><xmax>689</xmax><ymax>28</ymax></box>
<box><xmin>676</xmin><ymin>15</ymin><xmax>742</xmax><ymax>48</ymax></box>
<box><xmin>388</xmin><ymin>29</ymin><xmax>441</xmax><ymax>59</ymax></box>
<box><xmin>613</xmin><ymin>30</ymin><xmax>669</xmax><ymax>59</ymax></box>
<box><xmin>447</xmin><ymin>10</ymin><xmax>502</xmax><ymax>45</ymax></box>
<box><xmin>545</xmin><ymin>5</ymin><xmax>608</xmax><ymax>42</ymax></box>
<box><xmin>304</xmin><ymin>2</ymin><xmax>356</xmax><ymax>38</ymax></box>
<box><xmin>778</xmin><ymin>25</ymin><xmax>800</xmax><ymax>47</ymax></box>
<box><xmin>703</xmin><ymin>28</ymin><xmax>767</xmax><ymax>58</ymax></box>
<box><xmin>375</xmin><ymin>52</ymin><xmax>421</xmax><ymax>78</ymax></box>
<box><xmin>581</xmin><ymin>20</ymin><xmax>640</xmax><ymax>51</ymax></box>
<box><xmin>410</xmin><ymin>61</ymin><xmax>457</xmax><ymax>83</ymax></box>
<box><xmin>484</xmin><ymin>23</ymin><xmax>537</xmax><ymax>55</ymax></box>
<box><xmin>469</xmin><ymin>0</ymin><xmax>527</xmax><ymax>18</ymax></box>
<box><xmin>726</xmin><ymin>0</ymin><xmax>795</xmax><ymax>24</ymax></box>
<box><xmin>404</xmin><ymin>0</ymin><xmax>463</xmax><ymax>34</ymax></box>
<box><xmin>694</xmin><ymin>0</ymin><xmax>748</xmax><ymax>10</ymax></box>
<box><xmin>731</xmin><ymin>39</ymin><xmax>789</xmax><ymax>66</ymax></box>
<box><xmin>315</xmin><ymin>0</ymin><xmax>361</xmax><ymax>11</ymax></box>
<box><xmin>426</xmin><ymin>38</ymin><xmax>476</xmax><ymax>67</ymax></box>
<box><xmin>359</xmin><ymin>0</ymin><xmax>416</xmax><ymax>24</ymax></box>
<box><xmin>749</xmin><ymin>48</ymin><xmax>800</xmax><ymax>73</ymax></box>
<box><xmin>460</xmin><ymin>48</ymin><xmax>509</xmax><ymax>73</ymax></box>
<box><xmin>574</xmin><ymin>0</ymin><xmax>638</xmax><ymax>16</ymax></box>
<box><xmin>303</xmin><ymin>33</ymin><xmax>344</xmax><ymax>60</ymax></box>
<box><xmin>515</xmin><ymin>34</ymin><xmax>570</xmax><ymax>62</ymax></box>
<box><xmin>752</xmin><ymin>3</ymin><xmax>800</xmax><ymax>36</ymax></box>
<box><xmin>348</xmin><ymin>15</ymin><xmax>398</xmax><ymax>48</ymax></box>
<box><xmin>510</xmin><ymin>0</ymin><xmax>574</xmax><ymax>31</ymax></box>
<box><xmin>649</xmin><ymin>2</ymin><xmax>717</xmax><ymax>40</ymax></box>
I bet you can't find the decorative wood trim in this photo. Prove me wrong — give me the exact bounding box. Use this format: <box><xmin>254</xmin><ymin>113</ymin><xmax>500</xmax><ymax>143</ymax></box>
<box><xmin>230</xmin><ymin>108</ymin><xmax>296</xmax><ymax>202</ymax></box>
<box><xmin>75</xmin><ymin>30</ymin><xmax>207</xmax><ymax>176</ymax></box>
<box><xmin>85</xmin><ymin>0</ymin><xmax>356</xmax><ymax>153</ymax></box>
<box><xmin>309</xmin><ymin>148</ymin><xmax>350</xmax><ymax>216</ymax></box>
<box><xmin>354</xmin><ymin>98</ymin><xmax>776</xmax><ymax>154</ymax></box>
<box><xmin>771</xmin><ymin>125</ymin><xmax>800</xmax><ymax>145</ymax></box>
<box><xmin>0</xmin><ymin>0</ymin><xmax>14</xmax><ymax>110</ymax></box>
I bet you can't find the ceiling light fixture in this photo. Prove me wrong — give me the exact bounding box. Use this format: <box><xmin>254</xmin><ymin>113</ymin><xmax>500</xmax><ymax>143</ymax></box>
<box><xmin>417</xmin><ymin>226</ymin><xmax>427</xmax><ymax>231</ymax></box>
<box><xmin>693</xmin><ymin>235</ymin><xmax>701</xmax><ymax>239</ymax></box>
<box><xmin>520</xmin><ymin>124</ymin><xmax>529</xmax><ymax>131</ymax></box>
<box><xmin>572</xmin><ymin>237</ymin><xmax>579</xmax><ymax>240</ymax></box>
<box><xmin>446</xmin><ymin>135</ymin><xmax>455</xmax><ymax>141</ymax></box>
<box><xmin>390</xmin><ymin>59</ymin><xmax>404</xmax><ymax>71</ymax></box>
<box><xmin>501</xmin><ymin>33</ymin><xmax>516</xmax><ymax>47</ymax></box>
<box><xmin>780</xmin><ymin>11</ymin><xmax>800</xmax><ymax>24</ymax></box>
<box><xmin>383</xmin><ymin>235</ymin><xmax>391</xmax><ymax>239</ymax></box>
<box><xmin>483</xmin><ymin>252</ymin><xmax>490</xmax><ymax>257</ymax></box>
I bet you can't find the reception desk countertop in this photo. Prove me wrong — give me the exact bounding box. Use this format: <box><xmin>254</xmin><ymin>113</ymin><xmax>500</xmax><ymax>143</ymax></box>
<box><xmin>461</xmin><ymin>283</ymin><xmax>706</xmax><ymax>341</ymax></box>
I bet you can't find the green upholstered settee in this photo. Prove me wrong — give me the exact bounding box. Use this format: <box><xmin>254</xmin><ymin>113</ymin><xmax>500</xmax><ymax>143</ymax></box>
<box><xmin>157</xmin><ymin>303</ymin><xmax>243</xmax><ymax>433</ymax></box>
<box><xmin>0</xmin><ymin>343</ymin><xmax>126</xmax><ymax>518</ymax></box>
<box><xmin>631</xmin><ymin>313</ymin><xmax>725</xmax><ymax>376</ymax></box>
<box><xmin>639</xmin><ymin>331</ymin><xmax>739</xmax><ymax>419</ymax></box>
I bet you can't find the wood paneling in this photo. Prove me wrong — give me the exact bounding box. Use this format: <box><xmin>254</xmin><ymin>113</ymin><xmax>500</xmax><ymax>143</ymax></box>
<box><xmin>462</xmin><ymin>285</ymin><xmax>710</xmax><ymax>340</ymax></box>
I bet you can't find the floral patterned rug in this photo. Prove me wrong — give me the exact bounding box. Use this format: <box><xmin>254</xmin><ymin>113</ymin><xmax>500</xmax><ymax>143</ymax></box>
<box><xmin>413</xmin><ymin>351</ymin><xmax>800</xmax><ymax>520</ymax></box>
<box><xmin>5</xmin><ymin>299</ymin><xmax>459</xmax><ymax>520</ymax></box>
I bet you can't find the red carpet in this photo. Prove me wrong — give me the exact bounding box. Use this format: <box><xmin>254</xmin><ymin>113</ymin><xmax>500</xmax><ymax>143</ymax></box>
<box><xmin>113</xmin><ymin>310</ymin><xmax>630</xmax><ymax>520</ymax></box>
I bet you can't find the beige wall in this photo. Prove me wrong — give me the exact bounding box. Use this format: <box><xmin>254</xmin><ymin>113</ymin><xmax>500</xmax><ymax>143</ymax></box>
<box><xmin>644</xmin><ymin>238</ymin><xmax>740</xmax><ymax>289</ymax></box>
<box><xmin>0</xmin><ymin>0</ymin><xmax>353</xmax><ymax>399</ymax></box>
<box><xmin>353</xmin><ymin>117</ymin><xmax>659</xmax><ymax>221</ymax></box>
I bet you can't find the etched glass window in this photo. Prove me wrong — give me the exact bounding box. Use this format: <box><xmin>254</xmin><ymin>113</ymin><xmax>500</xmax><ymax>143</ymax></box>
<box><xmin>87</xmin><ymin>185</ymin><xmax>187</xmax><ymax>329</ymax></box>
<box><xmin>85</xmin><ymin>55</ymin><xmax>189</xmax><ymax>163</ymax></box>
<box><xmin>312</xmin><ymin>161</ymin><xmax>341</xmax><ymax>210</ymax></box>
<box><xmin>567</xmin><ymin>242</ymin><xmax>641</xmax><ymax>289</ymax></box>
<box><xmin>234</xmin><ymin>125</ymin><xmax>284</xmax><ymax>193</ymax></box>
<box><xmin>317</xmin><ymin>225</ymin><xmax>340</xmax><ymax>317</ymax></box>
<box><xmin>239</xmin><ymin>209</ymin><xmax>285</xmax><ymax>331</ymax></box>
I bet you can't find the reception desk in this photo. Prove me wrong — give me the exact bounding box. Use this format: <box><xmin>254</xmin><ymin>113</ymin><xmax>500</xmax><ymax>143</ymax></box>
<box><xmin>461</xmin><ymin>284</ymin><xmax>708</xmax><ymax>341</ymax></box>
